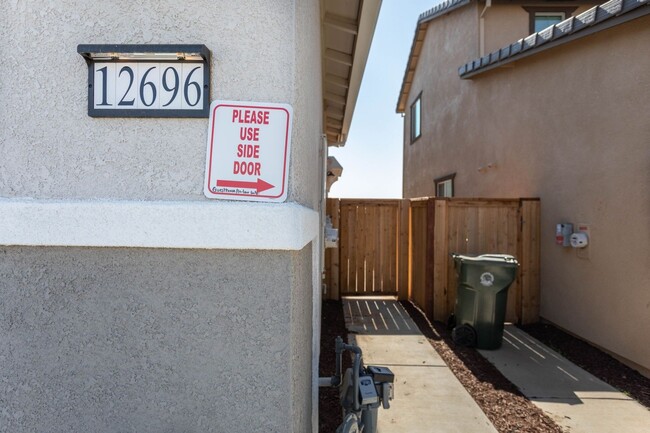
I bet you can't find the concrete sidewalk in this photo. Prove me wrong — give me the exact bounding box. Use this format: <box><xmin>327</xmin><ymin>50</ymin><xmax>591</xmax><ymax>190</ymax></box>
<box><xmin>343</xmin><ymin>297</ymin><xmax>497</xmax><ymax>433</ymax></box>
<box><xmin>342</xmin><ymin>296</ymin><xmax>650</xmax><ymax>433</ymax></box>
<box><xmin>479</xmin><ymin>325</ymin><xmax>650</xmax><ymax>433</ymax></box>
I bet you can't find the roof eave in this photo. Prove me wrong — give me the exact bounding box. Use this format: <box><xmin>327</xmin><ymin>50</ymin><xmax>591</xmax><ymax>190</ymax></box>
<box><xmin>396</xmin><ymin>0</ymin><xmax>473</xmax><ymax>113</ymax></box>
<box><xmin>339</xmin><ymin>0</ymin><xmax>382</xmax><ymax>146</ymax></box>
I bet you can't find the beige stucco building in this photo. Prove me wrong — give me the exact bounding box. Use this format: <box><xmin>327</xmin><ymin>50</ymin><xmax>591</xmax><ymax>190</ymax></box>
<box><xmin>0</xmin><ymin>1</ymin><xmax>380</xmax><ymax>432</ymax></box>
<box><xmin>398</xmin><ymin>0</ymin><xmax>650</xmax><ymax>376</ymax></box>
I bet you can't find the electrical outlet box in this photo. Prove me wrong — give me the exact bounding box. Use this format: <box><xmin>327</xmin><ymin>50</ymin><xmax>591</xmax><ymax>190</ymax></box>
<box><xmin>367</xmin><ymin>366</ymin><xmax>395</xmax><ymax>383</ymax></box>
<box><xmin>575</xmin><ymin>223</ymin><xmax>591</xmax><ymax>260</ymax></box>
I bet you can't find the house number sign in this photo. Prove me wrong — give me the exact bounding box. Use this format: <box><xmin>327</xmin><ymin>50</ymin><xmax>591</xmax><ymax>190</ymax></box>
<box><xmin>78</xmin><ymin>44</ymin><xmax>210</xmax><ymax>118</ymax></box>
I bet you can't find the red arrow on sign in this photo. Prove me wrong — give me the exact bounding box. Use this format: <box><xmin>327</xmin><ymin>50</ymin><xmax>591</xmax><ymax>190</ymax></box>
<box><xmin>217</xmin><ymin>178</ymin><xmax>275</xmax><ymax>193</ymax></box>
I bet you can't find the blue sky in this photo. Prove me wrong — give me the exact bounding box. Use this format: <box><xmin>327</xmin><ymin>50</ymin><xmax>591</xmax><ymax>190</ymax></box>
<box><xmin>328</xmin><ymin>0</ymin><xmax>436</xmax><ymax>199</ymax></box>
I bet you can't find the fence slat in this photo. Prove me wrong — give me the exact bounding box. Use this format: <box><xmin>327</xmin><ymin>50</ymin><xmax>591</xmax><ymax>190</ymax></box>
<box><xmin>341</xmin><ymin>204</ymin><xmax>352</xmax><ymax>293</ymax></box>
<box><xmin>520</xmin><ymin>199</ymin><xmax>541</xmax><ymax>324</ymax></box>
<box><xmin>425</xmin><ymin>198</ymin><xmax>436</xmax><ymax>319</ymax></box>
<box><xmin>366</xmin><ymin>205</ymin><xmax>376</xmax><ymax>292</ymax></box>
<box><xmin>329</xmin><ymin>198</ymin><xmax>340</xmax><ymax>300</ymax></box>
<box><xmin>411</xmin><ymin>202</ymin><xmax>427</xmax><ymax>310</ymax></box>
<box><xmin>433</xmin><ymin>199</ymin><xmax>449</xmax><ymax>322</ymax></box>
<box><xmin>325</xmin><ymin>198</ymin><xmax>539</xmax><ymax>325</ymax></box>
<box><xmin>398</xmin><ymin>199</ymin><xmax>409</xmax><ymax>300</ymax></box>
<box><xmin>354</xmin><ymin>204</ymin><xmax>366</xmax><ymax>294</ymax></box>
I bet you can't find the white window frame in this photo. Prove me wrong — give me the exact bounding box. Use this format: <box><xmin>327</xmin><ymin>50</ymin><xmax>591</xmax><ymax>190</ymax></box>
<box><xmin>410</xmin><ymin>93</ymin><xmax>422</xmax><ymax>143</ymax></box>
<box><xmin>434</xmin><ymin>173</ymin><xmax>455</xmax><ymax>198</ymax></box>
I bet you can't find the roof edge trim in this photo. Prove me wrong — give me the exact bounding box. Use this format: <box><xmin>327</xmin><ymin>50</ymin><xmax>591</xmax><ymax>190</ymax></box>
<box><xmin>459</xmin><ymin>0</ymin><xmax>649</xmax><ymax>79</ymax></box>
<box><xmin>396</xmin><ymin>0</ymin><xmax>473</xmax><ymax>113</ymax></box>
<box><xmin>338</xmin><ymin>0</ymin><xmax>382</xmax><ymax>146</ymax></box>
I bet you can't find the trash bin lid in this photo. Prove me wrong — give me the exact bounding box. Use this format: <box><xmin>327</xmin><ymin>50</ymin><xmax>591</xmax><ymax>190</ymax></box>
<box><xmin>451</xmin><ymin>253</ymin><xmax>518</xmax><ymax>265</ymax></box>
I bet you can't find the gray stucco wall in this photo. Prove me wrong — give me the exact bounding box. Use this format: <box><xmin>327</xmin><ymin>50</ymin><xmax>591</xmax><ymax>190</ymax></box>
<box><xmin>1</xmin><ymin>0</ymin><xmax>323</xmax><ymax>431</ymax></box>
<box><xmin>0</xmin><ymin>0</ymin><xmax>320</xmax><ymax>206</ymax></box>
<box><xmin>402</xmin><ymin>5</ymin><xmax>480</xmax><ymax>197</ymax></box>
<box><xmin>0</xmin><ymin>246</ymin><xmax>311</xmax><ymax>432</ymax></box>
<box><xmin>289</xmin><ymin>244</ymin><xmax>314</xmax><ymax>433</ymax></box>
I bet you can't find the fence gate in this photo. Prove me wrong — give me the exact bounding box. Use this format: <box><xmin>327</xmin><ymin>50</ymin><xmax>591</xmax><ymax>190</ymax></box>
<box><xmin>324</xmin><ymin>197</ymin><xmax>540</xmax><ymax>325</ymax></box>
<box><xmin>325</xmin><ymin>199</ymin><xmax>403</xmax><ymax>297</ymax></box>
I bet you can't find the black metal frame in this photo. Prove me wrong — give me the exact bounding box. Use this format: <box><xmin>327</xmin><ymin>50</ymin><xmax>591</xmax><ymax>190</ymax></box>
<box><xmin>77</xmin><ymin>44</ymin><xmax>211</xmax><ymax>118</ymax></box>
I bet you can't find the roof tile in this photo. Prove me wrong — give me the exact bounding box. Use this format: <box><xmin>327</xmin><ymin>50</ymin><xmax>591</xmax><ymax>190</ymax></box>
<box><xmin>458</xmin><ymin>0</ymin><xmax>649</xmax><ymax>78</ymax></box>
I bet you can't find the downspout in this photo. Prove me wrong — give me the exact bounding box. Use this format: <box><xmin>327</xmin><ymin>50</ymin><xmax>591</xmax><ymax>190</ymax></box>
<box><xmin>479</xmin><ymin>0</ymin><xmax>492</xmax><ymax>56</ymax></box>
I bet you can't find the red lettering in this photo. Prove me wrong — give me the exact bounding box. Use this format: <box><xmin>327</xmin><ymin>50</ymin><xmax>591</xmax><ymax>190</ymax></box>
<box><xmin>233</xmin><ymin>161</ymin><xmax>262</xmax><ymax>176</ymax></box>
<box><xmin>232</xmin><ymin>109</ymin><xmax>271</xmax><ymax>125</ymax></box>
<box><xmin>239</xmin><ymin>127</ymin><xmax>260</xmax><ymax>141</ymax></box>
<box><xmin>236</xmin><ymin>144</ymin><xmax>259</xmax><ymax>158</ymax></box>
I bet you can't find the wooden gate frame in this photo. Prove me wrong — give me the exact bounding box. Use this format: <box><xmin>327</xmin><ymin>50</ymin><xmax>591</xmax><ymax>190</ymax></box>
<box><xmin>324</xmin><ymin>197</ymin><xmax>540</xmax><ymax>325</ymax></box>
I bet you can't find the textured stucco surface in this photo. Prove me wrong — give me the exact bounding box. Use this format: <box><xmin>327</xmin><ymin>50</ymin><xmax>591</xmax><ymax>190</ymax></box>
<box><xmin>482</xmin><ymin>5</ymin><xmax>592</xmax><ymax>55</ymax></box>
<box><xmin>0</xmin><ymin>0</ymin><xmax>324</xmax><ymax>431</ymax></box>
<box><xmin>0</xmin><ymin>198</ymin><xmax>319</xmax><ymax>250</ymax></box>
<box><xmin>290</xmin><ymin>2</ymin><xmax>325</xmax><ymax>431</ymax></box>
<box><xmin>402</xmin><ymin>13</ymin><xmax>650</xmax><ymax>374</ymax></box>
<box><xmin>289</xmin><ymin>244</ymin><xmax>314</xmax><ymax>433</ymax></box>
<box><xmin>0</xmin><ymin>0</ymin><xmax>320</xmax><ymax>206</ymax></box>
<box><xmin>0</xmin><ymin>246</ymin><xmax>312</xmax><ymax>432</ymax></box>
<box><xmin>403</xmin><ymin>5</ymin><xmax>479</xmax><ymax>197</ymax></box>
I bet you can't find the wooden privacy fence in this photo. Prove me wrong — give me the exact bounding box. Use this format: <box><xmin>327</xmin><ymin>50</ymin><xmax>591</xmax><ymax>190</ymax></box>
<box><xmin>325</xmin><ymin>199</ymin><xmax>404</xmax><ymax>298</ymax></box>
<box><xmin>324</xmin><ymin>198</ymin><xmax>541</xmax><ymax>324</ymax></box>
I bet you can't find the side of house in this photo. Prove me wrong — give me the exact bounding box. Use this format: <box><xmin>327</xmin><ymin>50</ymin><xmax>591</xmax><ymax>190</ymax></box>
<box><xmin>398</xmin><ymin>0</ymin><xmax>650</xmax><ymax>376</ymax></box>
<box><xmin>0</xmin><ymin>1</ymin><xmax>381</xmax><ymax>432</ymax></box>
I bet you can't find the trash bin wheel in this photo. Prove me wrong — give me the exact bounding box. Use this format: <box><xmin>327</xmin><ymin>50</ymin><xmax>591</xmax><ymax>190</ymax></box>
<box><xmin>452</xmin><ymin>324</ymin><xmax>477</xmax><ymax>347</ymax></box>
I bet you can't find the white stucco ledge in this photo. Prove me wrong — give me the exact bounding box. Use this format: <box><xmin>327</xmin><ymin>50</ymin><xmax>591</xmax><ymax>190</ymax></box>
<box><xmin>0</xmin><ymin>198</ymin><xmax>319</xmax><ymax>250</ymax></box>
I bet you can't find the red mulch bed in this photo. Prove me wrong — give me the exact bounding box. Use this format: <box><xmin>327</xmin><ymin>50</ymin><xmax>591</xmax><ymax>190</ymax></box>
<box><xmin>319</xmin><ymin>300</ymin><xmax>350</xmax><ymax>432</ymax></box>
<box><xmin>401</xmin><ymin>301</ymin><xmax>564</xmax><ymax>433</ymax></box>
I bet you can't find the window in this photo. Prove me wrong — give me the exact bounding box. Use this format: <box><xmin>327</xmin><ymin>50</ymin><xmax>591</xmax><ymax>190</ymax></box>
<box><xmin>410</xmin><ymin>93</ymin><xmax>421</xmax><ymax>143</ymax></box>
<box><xmin>523</xmin><ymin>7</ymin><xmax>577</xmax><ymax>34</ymax></box>
<box><xmin>435</xmin><ymin>173</ymin><xmax>455</xmax><ymax>198</ymax></box>
<box><xmin>534</xmin><ymin>12</ymin><xmax>565</xmax><ymax>32</ymax></box>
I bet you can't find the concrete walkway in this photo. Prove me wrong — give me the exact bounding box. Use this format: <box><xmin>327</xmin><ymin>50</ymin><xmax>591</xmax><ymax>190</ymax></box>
<box><xmin>342</xmin><ymin>297</ymin><xmax>650</xmax><ymax>433</ymax></box>
<box><xmin>343</xmin><ymin>296</ymin><xmax>497</xmax><ymax>433</ymax></box>
<box><xmin>479</xmin><ymin>325</ymin><xmax>650</xmax><ymax>433</ymax></box>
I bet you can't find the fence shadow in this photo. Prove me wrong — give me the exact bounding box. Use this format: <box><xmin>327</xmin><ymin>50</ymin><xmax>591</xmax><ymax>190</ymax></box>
<box><xmin>342</xmin><ymin>296</ymin><xmax>421</xmax><ymax>335</ymax></box>
<box><xmin>400</xmin><ymin>299</ymin><xmax>528</xmax><ymax>396</ymax></box>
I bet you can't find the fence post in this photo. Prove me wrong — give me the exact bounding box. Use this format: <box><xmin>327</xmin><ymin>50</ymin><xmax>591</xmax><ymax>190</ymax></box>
<box><xmin>432</xmin><ymin>199</ymin><xmax>449</xmax><ymax>322</ymax></box>
<box><xmin>520</xmin><ymin>199</ymin><xmax>541</xmax><ymax>324</ymax></box>
<box><xmin>398</xmin><ymin>199</ymin><xmax>410</xmax><ymax>300</ymax></box>
<box><xmin>425</xmin><ymin>198</ymin><xmax>436</xmax><ymax>319</ymax></box>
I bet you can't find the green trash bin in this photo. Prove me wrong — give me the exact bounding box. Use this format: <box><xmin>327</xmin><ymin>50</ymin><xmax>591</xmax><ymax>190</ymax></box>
<box><xmin>451</xmin><ymin>254</ymin><xmax>519</xmax><ymax>350</ymax></box>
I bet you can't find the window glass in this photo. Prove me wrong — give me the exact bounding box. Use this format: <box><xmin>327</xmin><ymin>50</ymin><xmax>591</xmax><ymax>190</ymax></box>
<box><xmin>410</xmin><ymin>96</ymin><xmax>421</xmax><ymax>142</ymax></box>
<box><xmin>534</xmin><ymin>13</ymin><xmax>564</xmax><ymax>32</ymax></box>
<box><xmin>436</xmin><ymin>180</ymin><xmax>452</xmax><ymax>197</ymax></box>
<box><xmin>435</xmin><ymin>174</ymin><xmax>455</xmax><ymax>198</ymax></box>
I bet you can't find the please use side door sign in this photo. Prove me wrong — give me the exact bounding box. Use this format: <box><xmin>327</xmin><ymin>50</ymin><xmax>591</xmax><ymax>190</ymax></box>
<box><xmin>204</xmin><ymin>100</ymin><xmax>293</xmax><ymax>202</ymax></box>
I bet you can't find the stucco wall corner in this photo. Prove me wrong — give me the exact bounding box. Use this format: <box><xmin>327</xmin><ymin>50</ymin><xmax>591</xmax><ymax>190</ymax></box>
<box><xmin>0</xmin><ymin>198</ymin><xmax>319</xmax><ymax>251</ymax></box>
